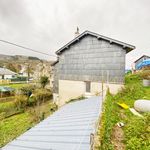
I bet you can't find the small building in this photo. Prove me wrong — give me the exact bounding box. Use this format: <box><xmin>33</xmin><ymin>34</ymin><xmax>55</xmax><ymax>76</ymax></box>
<box><xmin>0</xmin><ymin>67</ymin><xmax>17</xmax><ymax>79</ymax></box>
<box><xmin>52</xmin><ymin>30</ymin><xmax>135</xmax><ymax>105</ymax></box>
<box><xmin>134</xmin><ymin>55</ymin><xmax>150</xmax><ymax>70</ymax></box>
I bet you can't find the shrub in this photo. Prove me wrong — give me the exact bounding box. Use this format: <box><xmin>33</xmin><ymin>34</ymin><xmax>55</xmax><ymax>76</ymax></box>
<box><xmin>27</xmin><ymin>96</ymin><xmax>37</xmax><ymax>106</ymax></box>
<box><xmin>31</xmin><ymin>89</ymin><xmax>52</xmax><ymax>105</ymax></box>
<box><xmin>139</xmin><ymin>70</ymin><xmax>150</xmax><ymax>80</ymax></box>
<box><xmin>20</xmin><ymin>85</ymin><xmax>36</xmax><ymax>97</ymax></box>
<box><xmin>49</xmin><ymin>103</ymin><xmax>58</xmax><ymax>112</ymax></box>
<box><xmin>40</xmin><ymin>76</ymin><xmax>49</xmax><ymax>88</ymax></box>
<box><xmin>14</xmin><ymin>95</ymin><xmax>28</xmax><ymax>110</ymax></box>
<box><xmin>11</xmin><ymin>76</ymin><xmax>27</xmax><ymax>81</ymax></box>
<box><xmin>125</xmin><ymin>74</ymin><xmax>141</xmax><ymax>84</ymax></box>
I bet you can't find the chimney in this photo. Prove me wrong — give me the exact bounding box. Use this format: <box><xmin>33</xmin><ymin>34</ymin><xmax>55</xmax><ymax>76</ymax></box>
<box><xmin>74</xmin><ymin>27</ymin><xmax>80</xmax><ymax>38</ymax></box>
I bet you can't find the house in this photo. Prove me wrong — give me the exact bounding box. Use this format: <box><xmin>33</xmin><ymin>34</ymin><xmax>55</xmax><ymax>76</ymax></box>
<box><xmin>52</xmin><ymin>30</ymin><xmax>135</xmax><ymax>105</ymax></box>
<box><xmin>0</xmin><ymin>67</ymin><xmax>17</xmax><ymax>79</ymax></box>
<box><xmin>134</xmin><ymin>55</ymin><xmax>150</xmax><ymax>70</ymax></box>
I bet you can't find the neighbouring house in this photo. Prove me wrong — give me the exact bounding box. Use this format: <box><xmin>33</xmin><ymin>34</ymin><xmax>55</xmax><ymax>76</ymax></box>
<box><xmin>0</xmin><ymin>67</ymin><xmax>17</xmax><ymax>79</ymax></box>
<box><xmin>52</xmin><ymin>30</ymin><xmax>135</xmax><ymax>105</ymax></box>
<box><xmin>19</xmin><ymin>65</ymin><xmax>28</xmax><ymax>77</ymax></box>
<box><xmin>134</xmin><ymin>55</ymin><xmax>150</xmax><ymax>70</ymax></box>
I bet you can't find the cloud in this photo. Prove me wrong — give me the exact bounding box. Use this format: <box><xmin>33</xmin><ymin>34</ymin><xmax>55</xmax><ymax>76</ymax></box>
<box><xmin>0</xmin><ymin>0</ymin><xmax>149</xmax><ymax>66</ymax></box>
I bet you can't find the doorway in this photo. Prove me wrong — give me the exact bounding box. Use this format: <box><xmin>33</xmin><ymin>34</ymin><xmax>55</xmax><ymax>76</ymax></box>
<box><xmin>85</xmin><ymin>81</ymin><xmax>91</xmax><ymax>93</ymax></box>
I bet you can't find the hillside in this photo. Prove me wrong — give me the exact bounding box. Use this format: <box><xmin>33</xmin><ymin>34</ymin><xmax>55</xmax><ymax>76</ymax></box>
<box><xmin>0</xmin><ymin>54</ymin><xmax>54</xmax><ymax>81</ymax></box>
<box><xmin>97</xmin><ymin>73</ymin><xmax>150</xmax><ymax>150</ymax></box>
<box><xmin>0</xmin><ymin>54</ymin><xmax>40</xmax><ymax>62</ymax></box>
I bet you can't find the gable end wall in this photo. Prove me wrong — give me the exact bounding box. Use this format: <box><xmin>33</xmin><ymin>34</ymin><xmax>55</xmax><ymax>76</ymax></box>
<box><xmin>54</xmin><ymin>35</ymin><xmax>126</xmax><ymax>93</ymax></box>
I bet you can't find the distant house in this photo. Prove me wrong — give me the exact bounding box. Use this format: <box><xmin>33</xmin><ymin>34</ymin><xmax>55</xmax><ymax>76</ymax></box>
<box><xmin>134</xmin><ymin>55</ymin><xmax>150</xmax><ymax>70</ymax></box>
<box><xmin>19</xmin><ymin>65</ymin><xmax>28</xmax><ymax>77</ymax></box>
<box><xmin>52</xmin><ymin>30</ymin><xmax>135</xmax><ymax>105</ymax></box>
<box><xmin>0</xmin><ymin>68</ymin><xmax>17</xmax><ymax>79</ymax></box>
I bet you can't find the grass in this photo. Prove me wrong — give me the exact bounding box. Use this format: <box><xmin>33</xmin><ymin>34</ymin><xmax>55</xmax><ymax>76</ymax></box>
<box><xmin>0</xmin><ymin>100</ymin><xmax>57</xmax><ymax>147</ymax></box>
<box><xmin>66</xmin><ymin>95</ymin><xmax>86</xmax><ymax>104</ymax></box>
<box><xmin>0</xmin><ymin>83</ymin><xmax>28</xmax><ymax>89</ymax></box>
<box><xmin>97</xmin><ymin>73</ymin><xmax>150</xmax><ymax>150</ymax></box>
<box><xmin>0</xmin><ymin>101</ymin><xmax>17</xmax><ymax>119</ymax></box>
<box><xmin>0</xmin><ymin>113</ymin><xmax>32</xmax><ymax>147</ymax></box>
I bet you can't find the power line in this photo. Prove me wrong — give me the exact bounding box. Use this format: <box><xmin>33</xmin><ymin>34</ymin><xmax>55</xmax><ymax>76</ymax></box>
<box><xmin>0</xmin><ymin>39</ymin><xmax>57</xmax><ymax>58</ymax></box>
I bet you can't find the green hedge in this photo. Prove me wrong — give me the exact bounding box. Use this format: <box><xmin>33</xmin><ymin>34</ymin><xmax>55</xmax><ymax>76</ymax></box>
<box><xmin>11</xmin><ymin>77</ymin><xmax>27</xmax><ymax>82</ymax></box>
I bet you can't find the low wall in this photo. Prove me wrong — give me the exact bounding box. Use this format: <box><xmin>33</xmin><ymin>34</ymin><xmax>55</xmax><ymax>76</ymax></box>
<box><xmin>58</xmin><ymin>80</ymin><xmax>85</xmax><ymax>106</ymax></box>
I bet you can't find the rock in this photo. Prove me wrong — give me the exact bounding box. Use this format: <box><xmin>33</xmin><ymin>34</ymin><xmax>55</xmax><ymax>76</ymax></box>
<box><xmin>134</xmin><ymin>100</ymin><xmax>150</xmax><ymax>112</ymax></box>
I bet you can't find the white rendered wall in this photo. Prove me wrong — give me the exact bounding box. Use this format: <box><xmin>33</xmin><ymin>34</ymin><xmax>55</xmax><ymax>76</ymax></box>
<box><xmin>56</xmin><ymin>80</ymin><xmax>124</xmax><ymax>106</ymax></box>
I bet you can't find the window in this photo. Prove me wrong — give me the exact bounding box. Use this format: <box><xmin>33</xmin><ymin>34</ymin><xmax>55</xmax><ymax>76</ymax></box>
<box><xmin>85</xmin><ymin>81</ymin><xmax>91</xmax><ymax>93</ymax></box>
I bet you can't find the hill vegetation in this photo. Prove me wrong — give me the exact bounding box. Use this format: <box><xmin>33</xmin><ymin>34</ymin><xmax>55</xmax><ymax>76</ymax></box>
<box><xmin>97</xmin><ymin>73</ymin><xmax>150</xmax><ymax>150</ymax></box>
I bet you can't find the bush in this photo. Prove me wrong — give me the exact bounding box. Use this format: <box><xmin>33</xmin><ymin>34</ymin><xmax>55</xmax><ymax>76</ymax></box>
<box><xmin>28</xmin><ymin>89</ymin><xmax>52</xmax><ymax>106</ymax></box>
<box><xmin>14</xmin><ymin>95</ymin><xmax>28</xmax><ymax>110</ymax></box>
<box><xmin>11</xmin><ymin>76</ymin><xmax>27</xmax><ymax>81</ymax></box>
<box><xmin>27</xmin><ymin>97</ymin><xmax>37</xmax><ymax>106</ymax></box>
<box><xmin>40</xmin><ymin>76</ymin><xmax>49</xmax><ymax>88</ymax></box>
<box><xmin>49</xmin><ymin>103</ymin><xmax>58</xmax><ymax>112</ymax></box>
<box><xmin>125</xmin><ymin>74</ymin><xmax>141</xmax><ymax>84</ymax></box>
<box><xmin>20</xmin><ymin>85</ymin><xmax>36</xmax><ymax>97</ymax></box>
<box><xmin>139</xmin><ymin>70</ymin><xmax>150</xmax><ymax>80</ymax></box>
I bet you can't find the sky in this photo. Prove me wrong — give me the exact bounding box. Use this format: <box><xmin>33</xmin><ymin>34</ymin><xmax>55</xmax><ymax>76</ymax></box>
<box><xmin>0</xmin><ymin>0</ymin><xmax>150</xmax><ymax>69</ymax></box>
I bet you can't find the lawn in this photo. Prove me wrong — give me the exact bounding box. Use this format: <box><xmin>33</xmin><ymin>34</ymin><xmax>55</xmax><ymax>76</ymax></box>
<box><xmin>0</xmin><ymin>100</ymin><xmax>57</xmax><ymax>147</ymax></box>
<box><xmin>0</xmin><ymin>113</ymin><xmax>32</xmax><ymax>147</ymax></box>
<box><xmin>0</xmin><ymin>83</ymin><xmax>28</xmax><ymax>89</ymax></box>
<box><xmin>97</xmin><ymin>73</ymin><xmax>150</xmax><ymax>150</ymax></box>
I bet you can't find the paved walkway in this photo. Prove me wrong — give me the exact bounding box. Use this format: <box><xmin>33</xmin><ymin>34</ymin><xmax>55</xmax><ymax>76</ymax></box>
<box><xmin>2</xmin><ymin>96</ymin><xmax>102</xmax><ymax>150</ymax></box>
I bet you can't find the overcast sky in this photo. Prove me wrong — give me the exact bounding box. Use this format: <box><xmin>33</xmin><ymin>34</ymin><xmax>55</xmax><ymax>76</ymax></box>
<box><xmin>0</xmin><ymin>0</ymin><xmax>150</xmax><ymax>68</ymax></box>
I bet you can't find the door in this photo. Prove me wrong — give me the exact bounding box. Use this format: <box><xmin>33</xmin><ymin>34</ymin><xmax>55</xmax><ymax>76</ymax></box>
<box><xmin>85</xmin><ymin>81</ymin><xmax>91</xmax><ymax>93</ymax></box>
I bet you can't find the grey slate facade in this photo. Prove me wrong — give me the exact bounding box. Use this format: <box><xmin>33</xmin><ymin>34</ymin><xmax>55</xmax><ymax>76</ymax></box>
<box><xmin>53</xmin><ymin>31</ymin><xmax>135</xmax><ymax>93</ymax></box>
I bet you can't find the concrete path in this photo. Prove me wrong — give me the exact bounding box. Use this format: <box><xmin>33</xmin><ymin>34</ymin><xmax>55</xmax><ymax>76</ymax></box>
<box><xmin>2</xmin><ymin>96</ymin><xmax>102</xmax><ymax>150</ymax></box>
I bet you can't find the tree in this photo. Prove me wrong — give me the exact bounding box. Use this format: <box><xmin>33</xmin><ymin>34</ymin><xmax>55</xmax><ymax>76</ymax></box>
<box><xmin>5</xmin><ymin>63</ymin><xmax>21</xmax><ymax>73</ymax></box>
<box><xmin>6</xmin><ymin>63</ymin><xmax>17</xmax><ymax>72</ymax></box>
<box><xmin>40</xmin><ymin>76</ymin><xmax>49</xmax><ymax>88</ymax></box>
<box><xmin>25</xmin><ymin>64</ymin><xmax>34</xmax><ymax>81</ymax></box>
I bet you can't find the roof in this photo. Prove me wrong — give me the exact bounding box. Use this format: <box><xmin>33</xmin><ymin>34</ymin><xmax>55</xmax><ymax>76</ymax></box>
<box><xmin>0</xmin><ymin>86</ymin><xmax>15</xmax><ymax>92</ymax></box>
<box><xmin>0</xmin><ymin>68</ymin><xmax>17</xmax><ymax>75</ymax></box>
<box><xmin>2</xmin><ymin>96</ymin><xmax>102</xmax><ymax>150</ymax></box>
<box><xmin>56</xmin><ymin>30</ymin><xmax>135</xmax><ymax>55</ymax></box>
<box><xmin>136</xmin><ymin>59</ymin><xmax>150</xmax><ymax>69</ymax></box>
<box><xmin>134</xmin><ymin>55</ymin><xmax>150</xmax><ymax>63</ymax></box>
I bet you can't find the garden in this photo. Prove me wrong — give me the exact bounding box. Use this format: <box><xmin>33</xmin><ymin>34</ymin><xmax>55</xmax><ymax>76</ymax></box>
<box><xmin>0</xmin><ymin>76</ymin><xmax>58</xmax><ymax>147</ymax></box>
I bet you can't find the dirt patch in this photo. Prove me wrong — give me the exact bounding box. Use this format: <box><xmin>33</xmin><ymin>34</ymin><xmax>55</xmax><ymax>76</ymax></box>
<box><xmin>111</xmin><ymin>125</ymin><xmax>125</xmax><ymax>150</ymax></box>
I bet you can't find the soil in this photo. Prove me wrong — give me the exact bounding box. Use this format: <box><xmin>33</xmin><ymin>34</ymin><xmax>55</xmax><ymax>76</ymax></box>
<box><xmin>111</xmin><ymin>124</ymin><xmax>125</xmax><ymax>150</ymax></box>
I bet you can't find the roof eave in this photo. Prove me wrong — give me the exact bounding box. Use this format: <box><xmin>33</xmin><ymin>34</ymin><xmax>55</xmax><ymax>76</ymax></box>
<box><xmin>56</xmin><ymin>30</ymin><xmax>135</xmax><ymax>55</ymax></box>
